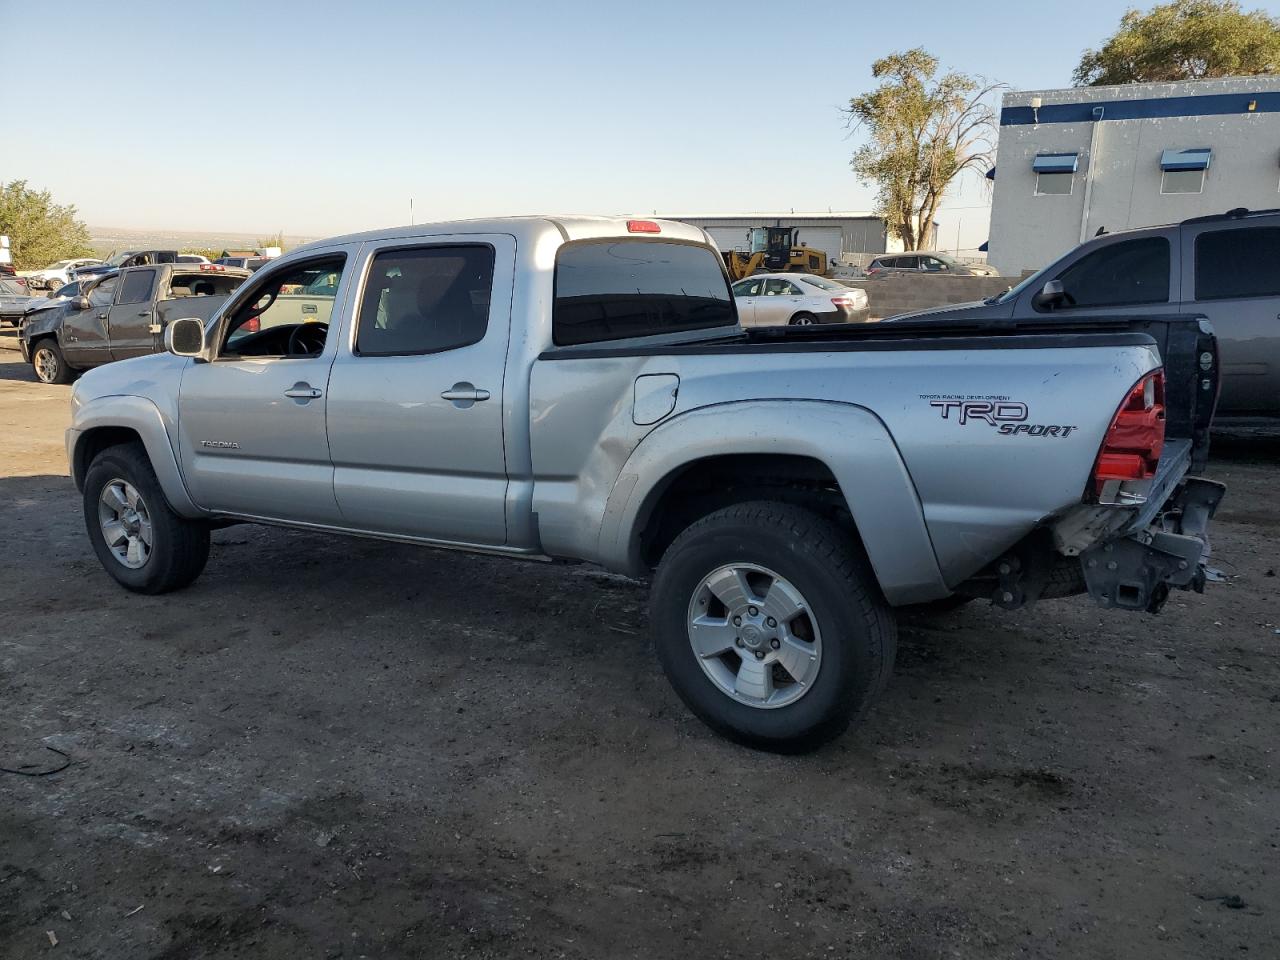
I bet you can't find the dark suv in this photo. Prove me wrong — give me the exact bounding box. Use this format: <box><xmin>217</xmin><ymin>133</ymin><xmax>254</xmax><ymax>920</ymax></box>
<box><xmin>888</xmin><ymin>208</ymin><xmax>1280</xmax><ymax>421</ymax></box>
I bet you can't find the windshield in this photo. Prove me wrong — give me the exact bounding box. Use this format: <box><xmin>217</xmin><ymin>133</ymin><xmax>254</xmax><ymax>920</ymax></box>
<box><xmin>985</xmin><ymin>266</ymin><xmax>1046</xmax><ymax>305</ymax></box>
<box><xmin>104</xmin><ymin>251</ymin><xmax>135</xmax><ymax>267</ymax></box>
<box><xmin>0</xmin><ymin>278</ymin><xmax>26</xmax><ymax>296</ymax></box>
<box><xmin>48</xmin><ymin>259</ymin><xmax>74</xmax><ymax>269</ymax></box>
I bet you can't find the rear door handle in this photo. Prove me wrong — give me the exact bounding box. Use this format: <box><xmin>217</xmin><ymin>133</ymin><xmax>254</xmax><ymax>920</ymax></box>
<box><xmin>440</xmin><ymin>381</ymin><xmax>491</xmax><ymax>408</ymax></box>
<box><xmin>284</xmin><ymin>383</ymin><xmax>323</xmax><ymax>401</ymax></box>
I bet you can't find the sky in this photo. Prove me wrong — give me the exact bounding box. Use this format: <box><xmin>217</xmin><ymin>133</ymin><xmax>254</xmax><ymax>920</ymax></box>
<box><xmin>5</xmin><ymin>0</ymin><xmax>1280</xmax><ymax>251</ymax></box>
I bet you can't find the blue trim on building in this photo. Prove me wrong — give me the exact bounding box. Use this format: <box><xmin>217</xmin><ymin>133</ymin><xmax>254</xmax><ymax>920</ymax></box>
<box><xmin>1160</xmin><ymin>148</ymin><xmax>1212</xmax><ymax>171</ymax></box>
<box><xmin>1032</xmin><ymin>152</ymin><xmax>1079</xmax><ymax>173</ymax></box>
<box><xmin>1001</xmin><ymin>91</ymin><xmax>1280</xmax><ymax>126</ymax></box>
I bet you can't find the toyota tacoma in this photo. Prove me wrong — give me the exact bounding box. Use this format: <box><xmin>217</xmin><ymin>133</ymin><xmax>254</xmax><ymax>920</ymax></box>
<box><xmin>65</xmin><ymin>216</ymin><xmax>1224</xmax><ymax>751</ymax></box>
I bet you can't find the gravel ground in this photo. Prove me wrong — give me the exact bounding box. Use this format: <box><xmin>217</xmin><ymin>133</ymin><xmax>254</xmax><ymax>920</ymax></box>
<box><xmin>1</xmin><ymin>354</ymin><xmax>1276</xmax><ymax>959</ymax></box>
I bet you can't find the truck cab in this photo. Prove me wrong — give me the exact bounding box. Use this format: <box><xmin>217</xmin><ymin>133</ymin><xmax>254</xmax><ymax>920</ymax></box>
<box><xmin>21</xmin><ymin>263</ymin><xmax>249</xmax><ymax>383</ymax></box>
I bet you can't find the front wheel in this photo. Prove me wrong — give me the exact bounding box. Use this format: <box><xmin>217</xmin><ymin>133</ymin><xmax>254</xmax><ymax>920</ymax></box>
<box><xmin>31</xmin><ymin>339</ymin><xmax>75</xmax><ymax>384</ymax></box>
<box><xmin>651</xmin><ymin>501</ymin><xmax>896</xmax><ymax>752</ymax></box>
<box><xmin>83</xmin><ymin>443</ymin><xmax>211</xmax><ymax>594</ymax></box>
<box><xmin>46</xmin><ymin>277</ymin><xmax>63</xmax><ymax>292</ymax></box>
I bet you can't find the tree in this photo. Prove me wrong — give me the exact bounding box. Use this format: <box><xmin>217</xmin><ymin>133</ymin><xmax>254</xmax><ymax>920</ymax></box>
<box><xmin>256</xmin><ymin>231</ymin><xmax>289</xmax><ymax>253</ymax></box>
<box><xmin>0</xmin><ymin>180</ymin><xmax>94</xmax><ymax>270</ymax></box>
<box><xmin>1074</xmin><ymin>0</ymin><xmax>1280</xmax><ymax>86</ymax></box>
<box><xmin>845</xmin><ymin>50</ymin><xmax>1000</xmax><ymax>251</ymax></box>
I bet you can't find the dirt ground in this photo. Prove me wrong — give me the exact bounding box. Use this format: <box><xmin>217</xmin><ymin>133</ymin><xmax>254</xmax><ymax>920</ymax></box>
<box><xmin>1</xmin><ymin>350</ymin><xmax>1276</xmax><ymax>960</ymax></box>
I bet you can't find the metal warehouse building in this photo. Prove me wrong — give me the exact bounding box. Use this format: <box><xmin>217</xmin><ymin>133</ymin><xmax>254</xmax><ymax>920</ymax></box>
<box><xmin>665</xmin><ymin>213</ymin><xmax>907</xmax><ymax>267</ymax></box>
<box><xmin>987</xmin><ymin>76</ymin><xmax>1280</xmax><ymax>276</ymax></box>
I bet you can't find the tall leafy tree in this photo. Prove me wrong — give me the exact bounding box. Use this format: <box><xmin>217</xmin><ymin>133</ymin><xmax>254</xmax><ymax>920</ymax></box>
<box><xmin>1074</xmin><ymin>0</ymin><xmax>1280</xmax><ymax>86</ymax></box>
<box><xmin>0</xmin><ymin>181</ymin><xmax>94</xmax><ymax>270</ymax></box>
<box><xmin>846</xmin><ymin>50</ymin><xmax>1000</xmax><ymax>251</ymax></box>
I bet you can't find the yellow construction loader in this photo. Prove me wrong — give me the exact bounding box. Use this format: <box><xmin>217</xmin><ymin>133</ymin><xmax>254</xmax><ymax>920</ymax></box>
<box><xmin>721</xmin><ymin>226</ymin><xmax>829</xmax><ymax>281</ymax></box>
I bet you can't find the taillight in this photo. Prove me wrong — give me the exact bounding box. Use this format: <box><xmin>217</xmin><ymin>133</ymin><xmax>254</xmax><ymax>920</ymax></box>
<box><xmin>626</xmin><ymin>220</ymin><xmax>661</xmax><ymax>233</ymax></box>
<box><xmin>1092</xmin><ymin>370</ymin><xmax>1165</xmax><ymax>499</ymax></box>
<box><xmin>243</xmin><ymin>317</ymin><xmax>260</xmax><ymax>333</ymax></box>
<box><xmin>831</xmin><ymin>297</ymin><xmax>854</xmax><ymax>308</ymax></box>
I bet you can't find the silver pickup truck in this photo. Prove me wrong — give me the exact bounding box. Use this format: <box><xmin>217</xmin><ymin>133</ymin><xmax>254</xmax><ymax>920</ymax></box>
<box><xmin>66</xmin><ymin>217</ymin><xmax>1224</xmax><ymax>751</ymax></box>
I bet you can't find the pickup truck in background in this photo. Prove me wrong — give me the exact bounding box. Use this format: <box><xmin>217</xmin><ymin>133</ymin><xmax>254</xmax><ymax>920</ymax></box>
<box><xmin>888</xmin><ymin>207</ymin><xmax>1279</xmax><ymax>424</ymax></box>
<box><xmin>72</xmin><ymin>249</ymin><xmax>182</xmax><ymax>283</ymax></box>
<box><xmin>65</xmin><ymin>217</ymin><xmax>1223</xmax><ymax>751</ymax></box>
<box><xmin>21</xmin><ymin>262</ymin><xmax>249</xmax><ymax>383</ymax></box>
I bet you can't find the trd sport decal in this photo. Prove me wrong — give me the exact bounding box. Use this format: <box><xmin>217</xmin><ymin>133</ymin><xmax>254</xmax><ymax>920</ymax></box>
<box><xmin>920</xmin><ymin>395</ymin><xmax>1078</xmax><ymax>438</ymax></box>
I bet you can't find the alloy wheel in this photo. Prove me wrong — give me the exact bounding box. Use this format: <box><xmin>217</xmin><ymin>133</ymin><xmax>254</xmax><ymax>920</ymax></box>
<box><xmin>686</xmin><ymin>563</ymin><xmax>822</xmax><ymax>708</ymax></box>
<box><xmin>97</xmin><ymin>479</ymin><xmax>153</xmax><ymax>569</ymax></box>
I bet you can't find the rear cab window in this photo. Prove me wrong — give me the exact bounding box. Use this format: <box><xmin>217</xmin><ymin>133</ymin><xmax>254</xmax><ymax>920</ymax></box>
<box><xmin>1194</xmin><ymin>227</ymin><xmax>1280</xmax><ymax>301</ymax></box>
<box><xmin>553</xmin><ymin>240</ymin><xmax>736</xmax><ymax>345</ymax></box>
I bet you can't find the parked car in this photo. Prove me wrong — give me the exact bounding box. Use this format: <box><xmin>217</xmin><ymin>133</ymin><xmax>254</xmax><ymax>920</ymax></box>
<box><xmin>20</xmin><ymin>263</ymin><xmax>249</xmax><ymax>383</ymax></box>
<box><xmin>26</xmin><ymin>257</ymin><xmax>103</xmax><ymax>290</ymax></box>
<box><xmin>73</xmin><ymin>250</ymin><xmax>180</xmax><ymax>282</ymax></box>
<box><xmin>214</xmin><ymin>255</ymin><xmax>271</xmax><ymax>272</ymax></box>
<box><xmin>64</xmin><ymin>216</ymin><xmax>1223</xmax><ymax>751</ymax></box>
<box><xmin>731</xmin><ymin>273</ymin><xmax>870</xmax><ymax>325</ymax></box>
<box><xmin>0</xmin><ymin>262</ymin><xmax>16</xmax><ymax>277</ymax></box>
<box><xmin>178</xmin><ymin>254</ymin><xmax>211</xmax><ymax>265</ymax></box>
<box><xmin>0</xmin><ymin>277</ymin><xmax>42</xmax><ymax>326</ymax></box>
<box><xmin>885</xmin><ymin>208</ymin><xmax>1280</xmax><ymax>422</ymax></box>
<box><xmin>866</xmin><ymin>252</ymin><xmax>998</xmax><ymax>278</ymax></box>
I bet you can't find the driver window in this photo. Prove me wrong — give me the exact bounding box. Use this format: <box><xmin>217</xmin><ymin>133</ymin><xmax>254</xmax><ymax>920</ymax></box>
<box><xmin>87</xmin><ymin>275</ymin><xmax>119</xmax><ymax>308</ymax></box>
<box><xmin>1051</xmin><ymin>237</ymin><xmax>1169</xmax><ymax>309</ymax></box>
<box><xmin>221</xmin><ymin>256</ymin><xmax>346</xmax><ymax>358</ymax></box>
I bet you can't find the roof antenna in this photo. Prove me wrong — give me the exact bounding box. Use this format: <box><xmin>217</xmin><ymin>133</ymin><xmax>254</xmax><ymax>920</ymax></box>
<box><xmin>1095</xmin><ymin>226</ymin><xmax>1107</xmax><ymax>236</ymax></box>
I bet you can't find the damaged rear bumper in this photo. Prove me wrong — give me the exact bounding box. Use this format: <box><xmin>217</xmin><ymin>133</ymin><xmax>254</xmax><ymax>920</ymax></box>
<box><xmin>1080</xmin><ymin>476</ymin><xmax>1225</xmax><ymax>613</ymax></box>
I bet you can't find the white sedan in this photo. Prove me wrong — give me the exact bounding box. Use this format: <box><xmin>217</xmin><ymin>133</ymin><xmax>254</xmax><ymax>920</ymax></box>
<box><xmin>731</xmin><ymin>273</ymin><xmax>869</xmax><ymax>326</ymax></box>
<box><xmin>26</xmin><ymin>257</ymin><xmax>103</xmax><ymax>291</ymax></box>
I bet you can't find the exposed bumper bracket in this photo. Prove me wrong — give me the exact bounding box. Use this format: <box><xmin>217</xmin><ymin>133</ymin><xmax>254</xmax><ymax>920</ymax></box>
<box><xmin>1080</xmin><ymin>477</ymin><xmax>1226</xmax><ymax>614</ymax></box>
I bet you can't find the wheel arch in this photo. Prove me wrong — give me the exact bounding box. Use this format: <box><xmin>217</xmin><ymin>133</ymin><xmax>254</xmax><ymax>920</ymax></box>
<box><xmin>70</xmin><ymin>397</ymin><xmax>203</xmax><ymax>518</ymax></box>
<box><xmin>599</xmin><ymin>400</ymin><xmax>949</xmax><ymax>606</ymax></box>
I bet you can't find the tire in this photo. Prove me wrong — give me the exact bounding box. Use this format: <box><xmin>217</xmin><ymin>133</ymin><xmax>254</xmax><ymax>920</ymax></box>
<box><xmin>651</xmin><ymin>501</ymin><xmax>896</xmax><ymax>753</ymax></box>
<box><xmin>789</xmin><ymin>312</ymin><xmax>818</xmax><ymax>326</ymax></box>
<box><xmin>83</xmin><ymin>442</ymin><xmax>210</xmax><ymax>594</ymax></box>
<box><xmin>31</xmin><ymin>339</ymin><xmax>75</xmax><ymax>385</ymax></box>
<box><xmin>46</xmin><ymin>277</ymin><xmax>63</xmax><ymax>292</ymax></box>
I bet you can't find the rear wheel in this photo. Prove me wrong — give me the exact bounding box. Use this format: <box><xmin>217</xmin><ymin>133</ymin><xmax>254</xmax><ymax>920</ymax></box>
<box><xmin>83</xmin><ymin>443</ymin><xmax>210</xmax><ymax>594</ymax></box>
<box><xmin>651</xmin><ymin>501</ymin><xmax>896</xmax><ymax>752</ymax></box>
<box><xmin>31</xmin><ymin>340</ymin><xmax>75</xmax><ymax>384</ymax></box>
<box><xmin>789</xmin><ymin>312</ymin><xmax>818</xmax><ymax>326</ymax></box>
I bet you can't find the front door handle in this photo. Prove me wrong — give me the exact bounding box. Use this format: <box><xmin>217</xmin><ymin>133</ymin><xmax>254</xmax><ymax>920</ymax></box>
<box><xmin>284</xmin><ymin>382</ymin><xmax>323</xmax><ymax>401</ymax></box>
<box><xmin>440</xmin><ymin>381</ymin><xmax>491</xmax><ymax>408</ymax></box>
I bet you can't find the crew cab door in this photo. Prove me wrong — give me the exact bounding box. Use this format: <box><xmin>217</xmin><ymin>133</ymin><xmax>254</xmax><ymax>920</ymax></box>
<box><xmin>108</xmin><ymin>268</ymin><xmax>158</xmax><ymax>360</ymax></box>
<box><xmin>325</xmin><ymin>234</ymin><xmax>514</xmax><ymax>545</ymax></box>
<box><xmin>175</xmin><ymin>249</ymin><xmax>355</xmax><ymax>524</ymax></box>
<box><xmin>1179</xmin><ymin>222</ymin><xmax>1280</xmax><ymax>416</ymax></box>
<box><xmin>60</xmin><ymin>274</ymin><xmax>119</xmax><ymax>367</ymax></box>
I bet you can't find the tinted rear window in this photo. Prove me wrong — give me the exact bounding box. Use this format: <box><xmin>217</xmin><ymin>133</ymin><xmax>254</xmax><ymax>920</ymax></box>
<box><xmin>1196</xmin><ymin>227</ymin><xmax>1280</xmax><ymax>301</ymax></box>
<box><xmin>553</xmin><ymin>240</ymin><xmax>735</xmax><ymax>345</ymax></box>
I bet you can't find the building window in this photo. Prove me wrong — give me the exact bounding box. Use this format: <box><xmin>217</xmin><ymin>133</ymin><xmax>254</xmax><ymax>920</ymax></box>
<box><xmin>1031</xmin><ymin>152</ymin><xmax>1078</xmax><ymax>197</ymax></box>
<box><xmin>1160</xmin><ymin>148</ymin><xmax>1211</xmax><ymax>195</ymax></box>
<box><xmin>1035</xmin><ymin>172</ymin><xmax>1074</xmax><ymax>196</ymax></box>
<box><xmin>1162</xmin><ymin>168</ymin><xmax>1205</xmax><ymax>194</ymax></box>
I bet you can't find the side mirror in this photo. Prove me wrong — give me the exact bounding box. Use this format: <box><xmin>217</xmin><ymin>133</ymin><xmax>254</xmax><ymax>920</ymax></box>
<box><xmin>72</xmin><ymin>296</ymin><xmax>90</xmax><ymax>310</ymax></box>
<box><xmin>1033</xmin><ymin>279</ymin><xmax>1067</xmax><ymax>310</ymax></box>
<box><xmin>165</xmin><ymin>317</ymin><xmax>206</xmax><ymax>358</ymax></box>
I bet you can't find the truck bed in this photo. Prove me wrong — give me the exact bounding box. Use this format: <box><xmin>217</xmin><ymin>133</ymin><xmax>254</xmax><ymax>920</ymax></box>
<box><xmin>540</xmin><ymin>313</ymin><xmax>1218</xmax><ymax>469</ymax></box>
